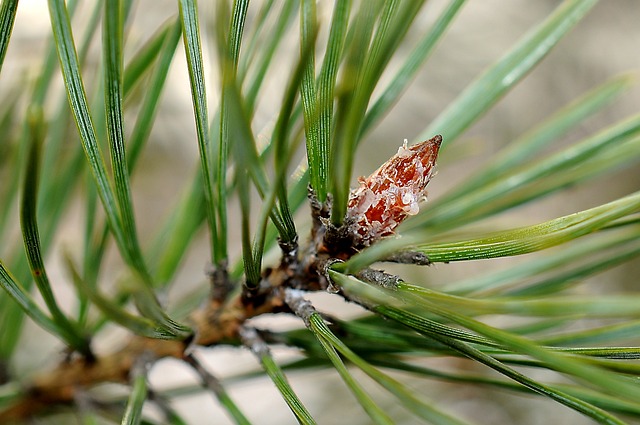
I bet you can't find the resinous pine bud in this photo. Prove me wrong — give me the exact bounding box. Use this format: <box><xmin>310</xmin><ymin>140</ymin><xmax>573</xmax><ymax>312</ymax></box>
<box><xmin>347</xmin><ymin>135</ymin><xmax>442</xmax><ymax>246</ymax></box>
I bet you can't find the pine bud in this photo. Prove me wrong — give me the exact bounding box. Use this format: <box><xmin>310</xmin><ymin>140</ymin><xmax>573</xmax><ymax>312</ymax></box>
<box><xmin>347</xmin><ymin>135</ymin><xmax>442</xmax><ymax>246</ymax></box>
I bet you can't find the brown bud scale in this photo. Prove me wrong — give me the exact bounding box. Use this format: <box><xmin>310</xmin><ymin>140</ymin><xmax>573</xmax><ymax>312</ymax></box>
<box><xmin>347</xmin><ymin>135</ymin><xmax>442</xmax><ymax>246</ymax></box>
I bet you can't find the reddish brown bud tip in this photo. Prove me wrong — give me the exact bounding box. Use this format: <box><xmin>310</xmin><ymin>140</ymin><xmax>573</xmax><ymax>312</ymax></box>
<box><xmin>347</xmin><ymin>135</ymin><xmax>442</xmax><ymax>246</ymax></box>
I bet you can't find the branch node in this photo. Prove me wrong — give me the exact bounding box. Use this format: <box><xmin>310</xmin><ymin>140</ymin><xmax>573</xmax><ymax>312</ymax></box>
<box><xmin>183</xmin><ymin>353</ymin><xmax>225</xmax><ymax>397</ymax></box>
<box><xmin>239</xmin><ymin>326</ymin><xmax>270</xmax><ymax>358</ymax></box>
<box><xmin>356</xmin><ymin>268</ymin><xmax>400</xmax><ymax>290</ymax></box>
<box><xmin>278</xmin><ymin>236</ymin><xmax>299</xmax><ymax>266</ymax></box>
<box><xmin>284</xmin><ymin>288</ymin><xmax>316</xmax><ymax>326</ymax></box>
<box><xmin>308</xmin><ymin>185</ymin><xmax>331</xmax><ymax>229</ymax></box>
<box><xmin>384</xmin><ymin>251</ymin><xmax>431</xmax><ymax>266</ymax></box>
<box><xmin>320</xmin><ymin>258</ymin><xmax>343</xmax><ymax>293</ymax></box>
<box><xmin>130</xmin><ymin>351</ymin><xmax>155</xmax><ymax>382</ymax></box>
<box><xmin>206</xmin><ymin>261</ymin><xmax>233</xmax><ymax>303</ymax></box>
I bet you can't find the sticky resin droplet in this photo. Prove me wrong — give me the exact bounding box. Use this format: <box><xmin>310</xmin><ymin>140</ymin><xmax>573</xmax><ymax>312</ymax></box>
<box><xmin>347</xmin><ymin>135</ymin><xmax>442</xmax><ymax>246</ymax></box>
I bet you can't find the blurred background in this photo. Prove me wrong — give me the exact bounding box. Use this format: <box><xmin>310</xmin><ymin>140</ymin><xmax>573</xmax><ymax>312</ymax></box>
<box><xmin>3</xmin><ymin>1</ymin><xmax>640</xmax><ymax>423</ymax></box>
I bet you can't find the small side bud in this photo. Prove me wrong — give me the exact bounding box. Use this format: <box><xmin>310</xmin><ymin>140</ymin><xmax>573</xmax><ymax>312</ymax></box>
<box><xmin>347</xmin><ymin>135</ymin><xmax>442</xmax><ymax>246</ymax></box>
